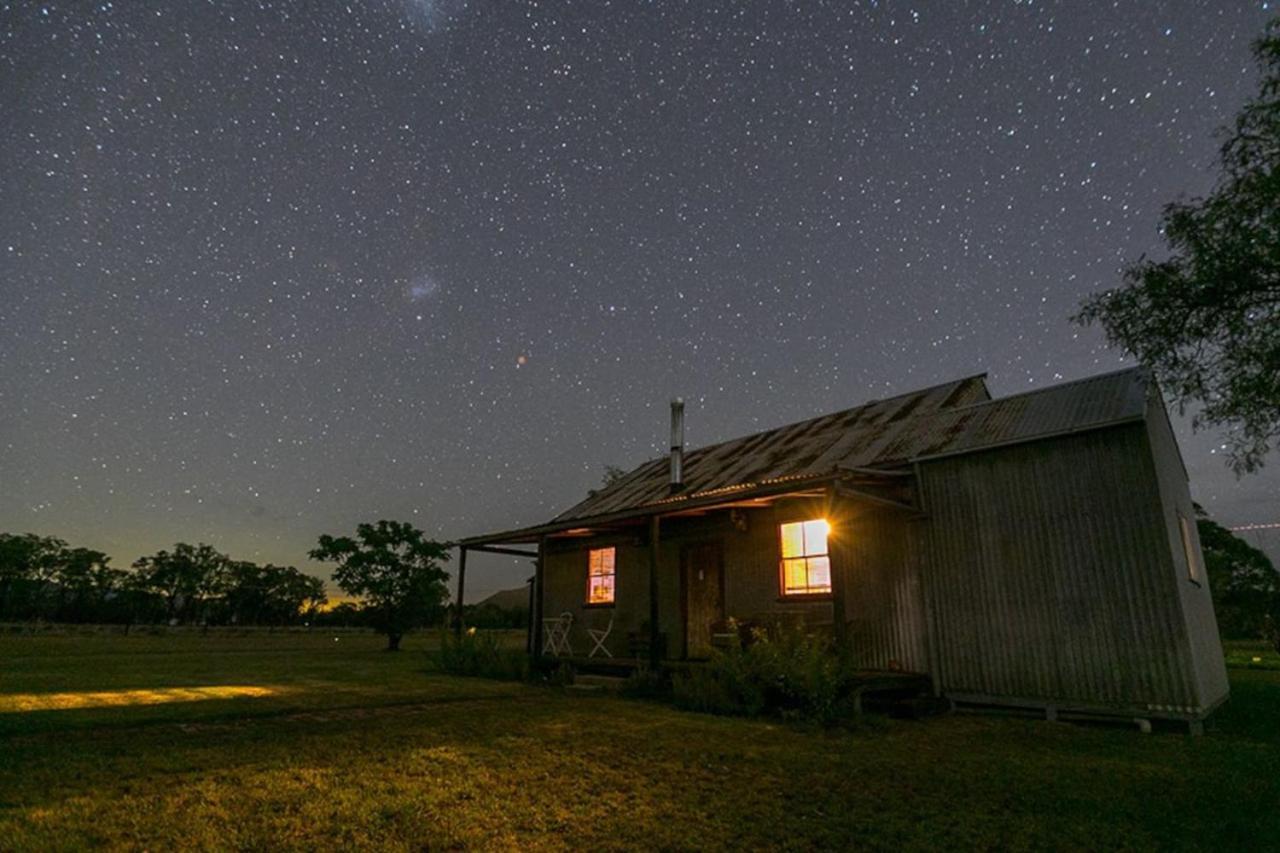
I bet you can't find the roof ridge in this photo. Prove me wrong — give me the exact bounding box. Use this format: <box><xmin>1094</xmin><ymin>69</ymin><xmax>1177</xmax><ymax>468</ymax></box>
<box><xmin>928</xmin><ymin>365</ymin><xmax>1148</xmax><ymax>416</ymax></box>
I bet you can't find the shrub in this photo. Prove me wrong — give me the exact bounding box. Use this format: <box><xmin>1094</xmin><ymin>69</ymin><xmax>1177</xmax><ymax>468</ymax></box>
<box><xmin>620</xmin><ymin>666</ymin><xmax>673</xmax><ymax>701</ymax></box>
<box><xmin>672</xmin><ymin>623</ymin><xmax>854</xmax><ymax>725</ymax></box>
<box><xmin>436</xmin><ymin>629</ymin><xmax>529</xmax><ymax>681</ymax></box>
<box><xmin>672</xmin><ymin>660</ymin><xmax>766</xmax><ymax>716</ymax></box>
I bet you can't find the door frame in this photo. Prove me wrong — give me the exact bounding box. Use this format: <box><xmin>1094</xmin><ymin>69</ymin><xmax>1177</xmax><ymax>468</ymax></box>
<box><xmin>679</xmin><ymin>539</ymin><xmax>726</xmax><ymax>659</ymax></box>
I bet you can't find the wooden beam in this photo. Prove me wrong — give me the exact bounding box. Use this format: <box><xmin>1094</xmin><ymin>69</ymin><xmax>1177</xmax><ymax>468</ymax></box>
<box><xmin>525</xmin><ymin>576</ymin><xmax>534</xmax><ymax>654</ymax></box>
<box><xmin>465</xmin><ymin>545</ymin><xmax>538</xmax><ymax>558</ymax></box>
<box><xmin>837</xmin><ymin>465</ymin><xmax>915</xmax><ymax>479</ymax></box>
<box><xmin>827</xmin><ymin>487</ymin><xmax>848</xmax><ymax>649</ymax></box>
<box><xmin>532</xmin><ymin>536</ymin><xmax>546</xmax><ymax>658</ymax></box>
<box><xmin>453</xmin><ymin>546</ymin><xmax>468</xmax><ymax>637</ymax></box>
<box><xmin>833</xmin><ymin>482</ymin><xmax>918</xmax><ymax>514</ymax></box>
<box><xmin>648</xmin><ymin>515</ymin><xmax>661</xmax><ymax>668</ymax></box>
<box><xmin>458</xmin><ymin>472</ymin><xmax>845</xmax><ymax>547</ymax></box>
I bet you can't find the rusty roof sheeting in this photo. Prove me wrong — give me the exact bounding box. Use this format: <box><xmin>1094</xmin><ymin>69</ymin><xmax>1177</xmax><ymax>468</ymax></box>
<box><xmin>878</xmin><ymin>367</ymin><xmax>1151</xmax><ymax>463</ymax></box>
<box><xmin>549</xmin><ymin>368</ymin><xmax>1149</xmax><ymax>525</ymax></box>
<box><xmin>550</xmin><ymin>374</ymin><xmax>992</xmax><ymax>522</ymax></box>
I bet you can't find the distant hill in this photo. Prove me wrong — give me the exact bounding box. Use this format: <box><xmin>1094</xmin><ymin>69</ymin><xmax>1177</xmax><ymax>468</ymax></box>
<box><xmin>474</xmin><ymin>586</ymin><xmax>530</xmax><ymax>611</ymax></box>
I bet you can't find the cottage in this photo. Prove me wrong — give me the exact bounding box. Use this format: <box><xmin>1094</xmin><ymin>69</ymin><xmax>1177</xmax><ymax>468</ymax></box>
<box><xmin>457</xmin><ymin>368</ymin><xmax>1229</xmax><ymax>728</ymax></box>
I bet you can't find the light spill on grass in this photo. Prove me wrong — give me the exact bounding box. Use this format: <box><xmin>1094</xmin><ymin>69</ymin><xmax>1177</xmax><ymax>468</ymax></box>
<box><xmin>0</xmin><ymin>684</ymin><xmax>289</xmax><ymax>712</ymax></box>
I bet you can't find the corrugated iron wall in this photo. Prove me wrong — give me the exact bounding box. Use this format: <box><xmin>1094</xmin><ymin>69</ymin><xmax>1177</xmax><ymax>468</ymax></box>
<box><xmin>917</xmin><ymin>422</ymin><xmax>1204</xmax><ymax>715</ymax></box>
<box><xmin>836</xmin><ymin>504</ymin><xmax>928</xmax><ymax>672</ymax></box>
<box><xmin>1142</xmin><ymin>395</ymin><xmax>1229</xmax><ymax>710</ymax></box>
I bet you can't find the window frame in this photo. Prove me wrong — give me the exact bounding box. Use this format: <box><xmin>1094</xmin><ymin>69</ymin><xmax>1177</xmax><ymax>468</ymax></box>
<box><xmin>777</xmin><ymin>518</ymin><xmax>833</xmax><ymax>600</ymax></box>
<box><xmin>584</xmin><ymin>546</ymin><xmax>617</xmax><ymax>607</ymax></box>
<box><xmin>1178</xmin><ymin>513</ymin><xmax>1203</xmax><ymax>587</ymax></box>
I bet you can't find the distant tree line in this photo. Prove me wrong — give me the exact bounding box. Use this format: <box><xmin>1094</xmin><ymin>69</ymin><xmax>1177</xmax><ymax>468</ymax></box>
<box><xmin>0</xmin><ymin>533</ymin><xmax>326</xmax><ymax>627</ymax></box>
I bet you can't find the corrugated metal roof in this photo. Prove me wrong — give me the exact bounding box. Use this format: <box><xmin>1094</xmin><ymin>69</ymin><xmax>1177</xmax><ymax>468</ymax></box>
<box><xmin>550</xmin><ymin>367</ymin><xmax>1149</xmax><ymax>524</ymax></box>
<box><xmin>550</xmin><ymin>374</ymin><xmax>990</xmax><ymax>522</ymax></box>
<box><xmin>878</xmin><ymin>366</ymin><xmax>1151</xmax><ymax>463</ymax></box>
<box><xmin>460</xmin><ymin>367</ymin><xmax>1151</xmax><ymax>544</ymax></box>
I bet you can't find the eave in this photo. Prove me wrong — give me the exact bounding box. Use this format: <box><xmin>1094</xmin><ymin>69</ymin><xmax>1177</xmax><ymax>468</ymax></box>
<box><xmin>457</xmin><ymin>467</ymin><xmax>913</xmax><ymax>547</ymax></box>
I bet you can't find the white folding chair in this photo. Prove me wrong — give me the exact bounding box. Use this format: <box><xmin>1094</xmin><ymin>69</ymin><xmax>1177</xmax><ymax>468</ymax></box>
<box><xmin>587</xmin><ymin>614</ymin><xmax>613</xmax><ymax>658</ymax></box>
<box><xmin>541</xmin><ymin>617</ymin><xmax>561</xmax><ymax>656</ymax></box>
<box><xmin>549</xmin><ymin>611</ymin><xmax>573</xmax><ymax>656</ymax></box>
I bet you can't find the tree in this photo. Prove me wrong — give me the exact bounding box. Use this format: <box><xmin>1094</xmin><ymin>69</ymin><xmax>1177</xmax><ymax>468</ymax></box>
<box><xmin>313</xmin><ymin>600</ymin><xmax>369</xmax><ymax>628</ymax></box>
<box><xmin>1197</xmin><ymin>509</ymin><xmax>1280</xmax><ymax>640</ymax></box>
<box><xmin>0</xmin><ymin>533</ymin><xmax>66</xmax><ymax>620</ymax></box>
<box><xmin>309</xmin><ymin>521</ymin><xmax>451</xmax><ymax>651</ymax></box>
<box><xmin>588</xmin><ymin>464</ymin><xmax>629</xmax><ymax>497</ymax></box>
<box><xmin>54</xmin><ymin>548</ymin><xmax>120</xmax><ymax>622</ymax></box>
<box><xmin>132</xmin><ymin>543</ymin><xmax>229</xmax><ymax>624</ymax></box>
<box><xmin>1076</xmin><ymin>22</ymin><xmax>1280</xmax><ymax>473</ymax></box>
<box><xmin>223</xmin><ymin>561</ymin><xmax>327</xmax><ymax>626</ymax></box>
<box><xmin>116</xmin><ymin>570</ymin><xmax>166</xmax><ymax>628</ymax></box>
<box><xmin>1264</xmin><ymin>614</ymin><xmax>1280</xmax><ymax>654</ymax></box>
<box><xmin>289</xmin><ymin>571</ymin><xmax>329</xmax><ymax>623</ymax></box>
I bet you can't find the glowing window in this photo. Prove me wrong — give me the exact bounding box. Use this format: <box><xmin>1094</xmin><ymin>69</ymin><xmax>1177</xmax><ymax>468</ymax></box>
<box><xmin>1179</xmin><ymin>514</ymin><xmax>1202</xmax><ymax>584</ymax></box>
<box><xmin>587</xmin><ymin>547</ymin><xmax>616</xmax><ymax>604</ymax></box>
<box><xmin>779</xmin><ymin>519</ymin><xmax>831</xmax><ymax>596</ymax></box>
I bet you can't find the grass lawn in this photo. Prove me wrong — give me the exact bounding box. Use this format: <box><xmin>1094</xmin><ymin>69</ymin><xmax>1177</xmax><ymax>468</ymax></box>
<box><xmin>1</xmin><ymin>632</ymin><xmax>1277</xmax><ymax>850</ymax></box>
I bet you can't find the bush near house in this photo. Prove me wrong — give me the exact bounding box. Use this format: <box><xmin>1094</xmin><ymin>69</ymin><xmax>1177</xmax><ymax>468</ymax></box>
<box><xmin>436</xmin><ymin>628</ymin><xmax>530</xmax><ymax>681</ymax></box>
<box><xmin>671</xmin><ymin>624</ymin><xmax>860</xmax><ymax>725</ymax></box>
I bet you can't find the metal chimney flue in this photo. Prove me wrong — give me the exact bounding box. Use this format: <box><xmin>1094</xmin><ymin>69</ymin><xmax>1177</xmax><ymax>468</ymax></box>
<box><xmin>669</xmin><ymin>398</ymin><xmax>685</xmax><ymax>493</ymax></box>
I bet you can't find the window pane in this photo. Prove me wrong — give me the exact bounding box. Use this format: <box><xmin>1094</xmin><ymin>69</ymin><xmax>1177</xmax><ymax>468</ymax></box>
<box><xmin>588</xmin><ymin>547</ymin><xmax>615</xmax><ymax>577</ymax></box>
<box><xmin>589</xmin><ymin>578</ymin><xmax>614</xmax><ymax>604</ymax></box>
<box><xmin>802</xmin><ymin>519</ymin><xmax>830</xmax><ymax>557</ymax></box>
<box><xmin>806</xmin><ymin>556</ymin><xmax>831</xmax><ymax>592</ymax></box>
<box><xmin>1180</xmin><ymin>516</ymin><xmax>1200</xmax><ymax>582</ymax></box>
<box><xmin>783</xmin><ymin>558</ymin><xmax>808</xmax><ymax>594</ymax></box>
<box><xmin>780</xmin><ymin>522</ymin><xmax>805</xmax><ymax>559</ymax></box>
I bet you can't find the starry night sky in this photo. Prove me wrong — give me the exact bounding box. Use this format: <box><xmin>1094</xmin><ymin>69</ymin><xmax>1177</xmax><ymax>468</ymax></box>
<box><xmin>3</xmin><ymin>1</ymin><xmax>1278</xmax><ymax>600</ymax></box>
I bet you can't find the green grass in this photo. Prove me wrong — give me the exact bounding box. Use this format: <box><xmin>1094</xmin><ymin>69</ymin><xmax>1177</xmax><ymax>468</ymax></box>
<box><xmin>1</xmin><ymin>633</ymin><xmax>1277</xmax><ymax>850</ymax></box>
<box><xmin>1223</xmin><ymin>638</ymin><xmax>1280</xmax><ymax>671</ymax></box>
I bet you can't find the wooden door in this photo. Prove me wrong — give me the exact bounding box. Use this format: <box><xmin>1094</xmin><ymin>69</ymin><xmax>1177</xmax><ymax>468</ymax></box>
<box><xmin>682</xmin><ymin>541</ymin><xmax>724</xmax><ymax>659</ymax></box>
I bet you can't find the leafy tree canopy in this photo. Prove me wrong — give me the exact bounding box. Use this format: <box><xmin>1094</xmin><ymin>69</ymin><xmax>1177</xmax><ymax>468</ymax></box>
<box><xmin>1197</xmin><ymin>507</ymin><xmax>1279</xmax><ymax>639</ymax></box>
<box><xmin>224</xmin><ymin>561</ymin><xmax>328</xmax><ymax>626</ymax></box>
<box><xmin>132</xmin><ymin>543</ymin><xmax>230</xmax><ymax>623</ymax></box>
<box><xmin>1077</xmin><ymin>22</ymin><xmax>1280</xmax><ymax>473</ymax></box>
<box><xmin>309</xmin><ymin>520</ymin><xmax>451</xmax><ymax>650</ymax></box>
<box><xmin>0</xmin><ymin>533</ymin><xmax>67</xmax><ymax>619</ymax></box>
